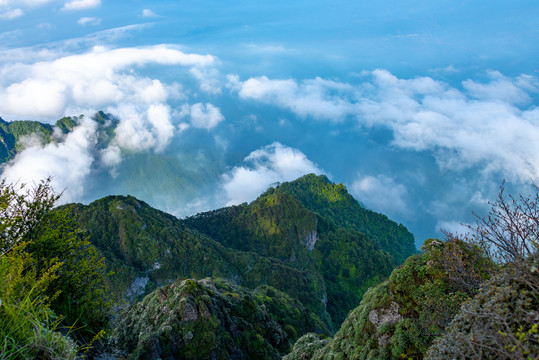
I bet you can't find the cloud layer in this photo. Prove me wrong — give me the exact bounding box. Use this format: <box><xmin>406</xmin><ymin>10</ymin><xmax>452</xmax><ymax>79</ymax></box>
<box><xmin>0</xmin><ymin>44</ymin><xmax>222</xmax><ymax>200</ymax></box>
<box><xmin>350</xmin><ymin>174</ymin><xmax>410</xmax><ymax>218</ymax></box>
<box><xmin>2</xmin><ymin>117</ymin><xmax>97</xmax><ymax>203</ymax></box>
<box><xmin>62</xmin><ymin>0</ymin><xmax>100</xmax><ymax>11</ymax></box>
<box><xmin>230</xmin><ymin>70</ymin><xmax>539</xmax><ymax>183</ymax></box>
<box><xmin>0</xmin><ymin>45</ymin><xmax>214</xmax><ymax>120</ymax></box>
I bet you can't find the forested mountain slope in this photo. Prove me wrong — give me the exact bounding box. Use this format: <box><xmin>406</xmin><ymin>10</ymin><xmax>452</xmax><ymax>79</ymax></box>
<box><xmin>184</xmin><ymin>174</ymin><xmax>416</xmax><ymax>325</ymax></box>
<box><xmin>66</xmin><ymin>195</ymin><xmax>329</xmax><ymax>328</ymax></box>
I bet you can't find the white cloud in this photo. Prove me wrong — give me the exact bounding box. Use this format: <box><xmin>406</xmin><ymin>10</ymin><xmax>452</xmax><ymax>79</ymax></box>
<box><xmin>230</xmin><ymin>75</ymin><xmax>356</xmax><ymax>120</ymax></box>
<box><xmin>222</xmin><ymin>142</ymin><xmax>323</xmax><ymax>205</ymax></box>
<box><xmin>0</xmin><ymin>8</ymin><xmax>23</xmax><ymax>19</ymax></box>
<box><xmin>142</xmin><ymin>8</ymin><xmax>157</xmax><ymax>17</ymax></box>
<box><xmin>0</xmin><ymin>45</ymin><xmax>215</xmax><ymax>120</ymax></box>
<box><xmin>0</xmin><ymin>44</ymin><xmax>221</xmax><ymax>197</ymax></box>
<box><xmin>232</xmin><ymin>70</ymin><xmax>539</xmax><ymax>183</ymax></box>
<box><xmin>147</xmin><ymin>104</ymin><xmax>175</xmax><ymax>151</ymax></box>
<box><xmin>462</xmin><ymin>71</ymin><xmax>533</xmax><ymax>105</ymax></box>
<box><xmin>1</xmin><ymin>118</ymin><xmax>97</xmax><ymax>203</ymax></box>
<box><xmin>0</xmin><ymin>0</ymin><xmax>54</xmax><ymax>10</ymax></box>
<box><xmin>77</xmin><ymin>16</ymin><xmax>100</xmax><ymax>26</ymax></box>
<box><xmin>180</xmin><ymin>103</ymin><xmax>225</xmax><ymax>130</ymax></box>
<box><xmin>62</xmin><ymin>0</ymin><xmax>100</xmax><ymax>11</ymax></box>
<box><xmin>350</xmin><ymin>174</ymin><xmax>410</xmax><ymax>218</ymax></box>
<box><xmin>110</xmin><ymin>104</ymin><xmax>175</xmax><ymax>153</ymax></box>
<box><xmin>100</xmin><ymin>145</ymin><xmax>121</xmax><ymax>167</ymax></box>
<box><xmin>190</xmin><ymin>67</ymin><xmax>222</xmax><ymax>94</ymax></box>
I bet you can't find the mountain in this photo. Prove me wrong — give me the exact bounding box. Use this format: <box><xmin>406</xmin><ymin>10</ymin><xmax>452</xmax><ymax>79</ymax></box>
<box><xmin>66</xmin><ymin>195</ymin><xmax>329</xmax><ymax>326</ymax></box>
<box><xmin>184</xmin><ymin>174</ymin><xmax>416</xmax><ymax>325</ymax></box>
<box><xmin>267</xmin><ymin>174</ymin><xmax>416</xmax><ymax>264</ymax></box>
<box><xmin>0</xmin><ymin>117</ymin><xmax>63</xmax><ymax>162</ymax></box>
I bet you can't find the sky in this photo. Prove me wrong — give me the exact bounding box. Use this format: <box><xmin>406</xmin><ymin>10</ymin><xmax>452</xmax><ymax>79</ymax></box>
<box><xmin>1</xmin><ymin>0</ymin><xmax>538</xmax><ymax>247</ymax></box>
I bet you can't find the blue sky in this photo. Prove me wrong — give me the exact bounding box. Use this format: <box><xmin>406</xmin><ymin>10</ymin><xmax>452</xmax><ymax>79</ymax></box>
<box><xmin>1</xmin><ymin>0</ymin><xmax>538</xmax><ymax>247</ymax></box>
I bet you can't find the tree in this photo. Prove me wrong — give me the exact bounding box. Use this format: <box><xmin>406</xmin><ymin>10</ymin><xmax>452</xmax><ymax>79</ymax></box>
<box><xmin>472</xmin><ymin>181</ymin><xmax>539</xmax><ymax>264</ymax></box>
<box><xmin>0</xmin><ymin>178</ymin><xmax>110</xmax><ymax>352</ymax></box>
<box><xmin>426</xmin><ymin>182</ymin><xmax>539</xmax><ymax>359</ymax></box>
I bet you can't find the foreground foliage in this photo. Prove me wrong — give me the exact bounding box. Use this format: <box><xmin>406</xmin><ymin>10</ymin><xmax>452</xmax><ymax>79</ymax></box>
<box><xmin>115</xmin><ymin>277</ymin><xmax>327</xmax><ymax>359</ymax></box>
<box><xmin>284</xmin><ymin>237</ymin><xmax>493</xmax><ymax>360</ymax></box>
<box><xmin>426</xmin><ymin>254</ymin><xmax>539</xmax><ymax>359</ymax></box>
<box><xmin>0</xmin><ymin>179</ymin><xmax>110</xmax><ymax>358</ymax></box>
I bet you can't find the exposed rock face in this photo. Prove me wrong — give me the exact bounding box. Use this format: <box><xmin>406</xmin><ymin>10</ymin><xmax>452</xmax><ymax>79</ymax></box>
<box><xmin>303</xmin><ymin>229</ymin><xmax>318</xmax><ymax>251</ymax></box>
<box><xmin>126</xmin><ymin>276</ymin><xmax>148</xmax><ymax>299</ymax></box>
<box><xmin>368</xmin><ymin>301</ymin><xmax>402</xmax><ymax>331</ymax></box>
<box><xmin>368</xmin><ymin>302</ymin><xmax>402</xmax><ymax>347</ymax></box>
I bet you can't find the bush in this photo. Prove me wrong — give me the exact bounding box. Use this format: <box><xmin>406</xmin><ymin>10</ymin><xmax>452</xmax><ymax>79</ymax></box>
<box><xmin>0</xmin><ymin>178</ymin><xmax>110</xmax><ymax>352</ymax></box>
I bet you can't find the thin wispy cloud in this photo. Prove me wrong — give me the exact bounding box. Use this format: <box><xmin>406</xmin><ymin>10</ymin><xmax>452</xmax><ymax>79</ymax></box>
<box><xmin>0</xmin><ymin>8</ymin><xmax>23</xmax><ymax>20</ymax></box>
<box><xmin>62</xmin><ymin>0</ymin><xmax>100</xmax><ymax>11</ymax></box>
<box><xmin>142</xmin><ymin>9</ymin><xmax>157</xmax><ymax>17</ymax></box>
<box><xmin>77</xmin><ymin>16</ymin><xmax>100</xmax><ymax>26</ymax></box>
<box><xmin>241</xmin><ymin>43</ymin><xmax>286</xmax><ymax>54</ymax></box>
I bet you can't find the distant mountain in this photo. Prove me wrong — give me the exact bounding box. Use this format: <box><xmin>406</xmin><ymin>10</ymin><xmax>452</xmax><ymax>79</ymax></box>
<box><xmin>269</xmin><ymin>174</ymin><xmax>416</xmax><ymax>263</ymax></box>
<box><xmin>0</xmin><ymin>113</ymin><xmax>223</xmax><ymax>212</ymax></box>
<box><xmin>65</xmin><ymin>174</ymin><xmax>415</xmax><ymax>338</ymax></box>
<box><xmin>0</xmin><ymin>116</ymin><xmax>71</xmax><ymax>162</ymax></box>
<box><xmin>0</xmin><ymin>112</ymin><xmax>115</xmax><ymax>163</ymax></box>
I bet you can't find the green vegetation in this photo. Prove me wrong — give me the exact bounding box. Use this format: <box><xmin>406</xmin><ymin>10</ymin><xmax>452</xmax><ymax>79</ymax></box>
<box><xmin>185</xmin><ymin>174</ymin><xmax>415</xmax><ymax>326</ymax></box>
<box><xmin>65</xmin><ymin>195</ymin><xmax>329</xmax><ymax>325</ymax></box>
<box><xmin>285</xmin><ymin>183</ymin><xmax>539</xmax><ymax>360</ymax></box>
<box><xmin>285</xmin><ymin>237</ymin><xmax>493</xmax><ymax>360</ymax></box>
<box><xmin>0</xmin><ymin>179</ymin><xmax>110</xmax><ymax>358</ymax></box>
<box><xmin>115</xmin><ymin>278</ymin><xmax>327</xmax><ymax>359</ymax></box>
<box><xmin>426</xmin><ymin>254</ymin><xmax>539</xmax><ymax>359</ymax></box>
<box><xmin>3</xmin><ymin>170</ymin><xmax>536</xmax><ymax>360</ymax></box>
<box><xmin>271</xmin><ymin>174</ymin><xmax>416</xmax><ymax>263</ymax></box>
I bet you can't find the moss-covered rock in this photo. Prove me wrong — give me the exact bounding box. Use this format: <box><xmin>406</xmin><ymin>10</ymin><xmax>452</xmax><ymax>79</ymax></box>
<box><xmin>286</xmin><ymin>238</ymin><xmax>493</xmax><ymax>360</ymax></box>
<box><xmin>283</xmin><ymin>333</ymin><xmax>330</xmax><ymax>360</ymax></box>
<box><xmin>115</xmin><ymin>278</ymin><xmax>328</xmax><ymax>359</ymax></box>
